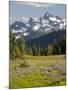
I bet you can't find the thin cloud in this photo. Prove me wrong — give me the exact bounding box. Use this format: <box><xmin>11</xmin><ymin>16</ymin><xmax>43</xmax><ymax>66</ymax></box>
<box><xmin>16</xmin><ymin>2</ymin><xmax>56</xmax><ymax>8</ymax></box>
<box><xmin>22</xmin><ymin>17</ymin><xmax>29</xmax><ymax>21</ymax></box>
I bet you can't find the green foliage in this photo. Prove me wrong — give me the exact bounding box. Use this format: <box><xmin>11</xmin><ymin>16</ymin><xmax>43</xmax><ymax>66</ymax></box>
<box><xmin>29</xmin><ymin>47</ymin><xmax>33</xmax><ymax>55</ymax></box>
<box><xmin>17</xmin><ymin>36</ymin><xmax>25</xmax><ymax>55</ymax></box>
<box><xmin>47</xmin><ymin>43</ymin><xmax>53</xmax><ymax>55</ymax></box>
<box><xmin>15</xmin><ymin>46</ymin><xmax>21</xmax><ymax>57</ymax></box>
<box><xmin>47</xmin><ymin>32</ymin><xmax>66</xmax><ymax>56</ymax></box>
<box><xmin>59</xmin><ymin>81</ymin><xmax>66</xmax><ymax>86</ymax></box>
<box><xmin>58</xmin><ymin>33</ymin><xmax>66</xmax><ymax>54</ymax></box>
<box><xmin>38</xmin><ymin>46</ymin><xmax>41</xmax><ymax>56</ymax></box>
<box><xmin>9</xmin><ymin>31</ymin><xmax>26</xmax><ymax>59</ymax></box>
<box><xmin>9</xmin><ymin>32</ymin><xmax>17</xmax><ymax>59</ymax></box>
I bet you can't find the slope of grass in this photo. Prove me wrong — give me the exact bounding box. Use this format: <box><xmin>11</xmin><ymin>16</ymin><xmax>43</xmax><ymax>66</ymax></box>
<box><xmin>25</xmin><ymin>55</ymin><xmax>65</xmax><ymax>60</ymax></box>
<box><xmin>9</xmin><ymin>55</ymin><xmax>66</xmax><ymax>89</ymax></box>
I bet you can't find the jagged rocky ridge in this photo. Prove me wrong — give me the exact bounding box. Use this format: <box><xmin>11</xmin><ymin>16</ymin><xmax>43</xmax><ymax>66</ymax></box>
<box><xmin>10</xmin><ymin>12</ymin><xmax>66</xmax><ymax>41</ymax></box>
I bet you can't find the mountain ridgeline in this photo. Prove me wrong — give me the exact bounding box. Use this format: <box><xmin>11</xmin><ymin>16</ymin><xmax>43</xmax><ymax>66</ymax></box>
<box><xmin>10</xmin><ymin>12</ymin><xmax>66</xmax><ymax>58</ymax></box>
<box><xmin>26</xmin><ymin>30</ymin><xmax>65</xmax><ymax>48</ymax></box>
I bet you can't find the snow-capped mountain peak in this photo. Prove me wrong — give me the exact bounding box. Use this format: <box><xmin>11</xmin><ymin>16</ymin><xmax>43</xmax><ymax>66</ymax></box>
<box><xmin>10</xmin><ymin>12</ymin><xmax>66</xmax><ymax>40</ymax></box>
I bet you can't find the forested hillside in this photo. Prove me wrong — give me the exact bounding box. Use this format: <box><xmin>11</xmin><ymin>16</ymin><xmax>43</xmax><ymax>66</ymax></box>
<box><xmin>9</xmin><ymin>30</ymin><xmax>66</xmax><ymax>59</ymax></box>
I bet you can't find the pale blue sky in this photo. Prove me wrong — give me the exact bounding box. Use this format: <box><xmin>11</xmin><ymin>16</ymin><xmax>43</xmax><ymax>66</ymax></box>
<box><xmin>9</xmin><ymin>1</ymin><xmax>66</xmax><ymax>24</ymax></box>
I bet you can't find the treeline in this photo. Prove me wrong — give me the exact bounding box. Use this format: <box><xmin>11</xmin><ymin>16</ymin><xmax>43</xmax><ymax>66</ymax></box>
<box><xmin>26</xmin><ymin>34</ymin><xmax>66</xmax><ymax>56</ymax></box>
<box><xmin>26</xmin><ymin>32</ymin><xmax>66</xmax><ymax>56</ymax></box>
<box><xmin>10</xmin><ymin>31</ymin><xmax>66</xmax><ymax>59</ymax></box>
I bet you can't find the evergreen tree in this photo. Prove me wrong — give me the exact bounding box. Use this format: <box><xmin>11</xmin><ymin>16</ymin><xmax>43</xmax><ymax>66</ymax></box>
<box><xmin>17</xmin><ymin>36</ymin><xmax>25</xmax><ymax>56</ymax></box>
<box><xmin>38</xmin><ymin>46</ymin><xmax>41</xmax><ymax>56</ymax></box>
<box><xmin>58</xmin><ymin>34</ymin><xmax>66</xmax><ymax>54</ymax></box>
<box><xmin>44</xmin><ymin>48</ymin><xmax>47</xmax><ymax>56</ymax></box>
<box><xmin>9</xmin><ymin>31</ymin><xmax>17</xmax><ymax>59</ymax></box>
<box><xmin>25</xmin><ymin>44</ymin><xmax>29</xmax><ymax>55</ymax></box>
<box><xmin>32</xmin><ymin>45</ymin><xmax>36</xmax><ymax>56</ymax></box>
<box><xmin>29</xmin><ymin>47</ymin><xmax>33</xmax><ymax>55</ymax></box>
<box><xmin>52</xmin><ymin>42</ymin><xmax>59</xmax><ymax>55</ymax></box>
<box><xmin>47</xmin><ymin>43</ymin><xmax>53</xmax><ymax>55</ymax></box>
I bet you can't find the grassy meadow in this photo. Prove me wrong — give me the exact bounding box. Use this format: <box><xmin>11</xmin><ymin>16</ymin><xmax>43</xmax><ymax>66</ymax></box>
<box><xmin>9</xmin><ymin>55</ymin><xmax>66</xmax><ymax>89</ymax></box>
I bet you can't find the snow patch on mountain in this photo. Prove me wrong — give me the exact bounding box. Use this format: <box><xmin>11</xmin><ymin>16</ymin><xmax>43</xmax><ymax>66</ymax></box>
<box><xmin>49</xmin><ymin>17</ymin><xmax>57</xmax><ymax>21</ymax></box>
<box><xmin>33</xmin><ymin>23</ymin><xmax>40</xmax><ymax>31</ymax></box>
<box><xmin>12</xmin><ymin>29</ymin><xmax>23</xmax><ymax>33</ymax></box>
<box><xmin>23</xmin><ymin>32</ymin><xmax>29</xmax><ymax>36</ymax></box>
